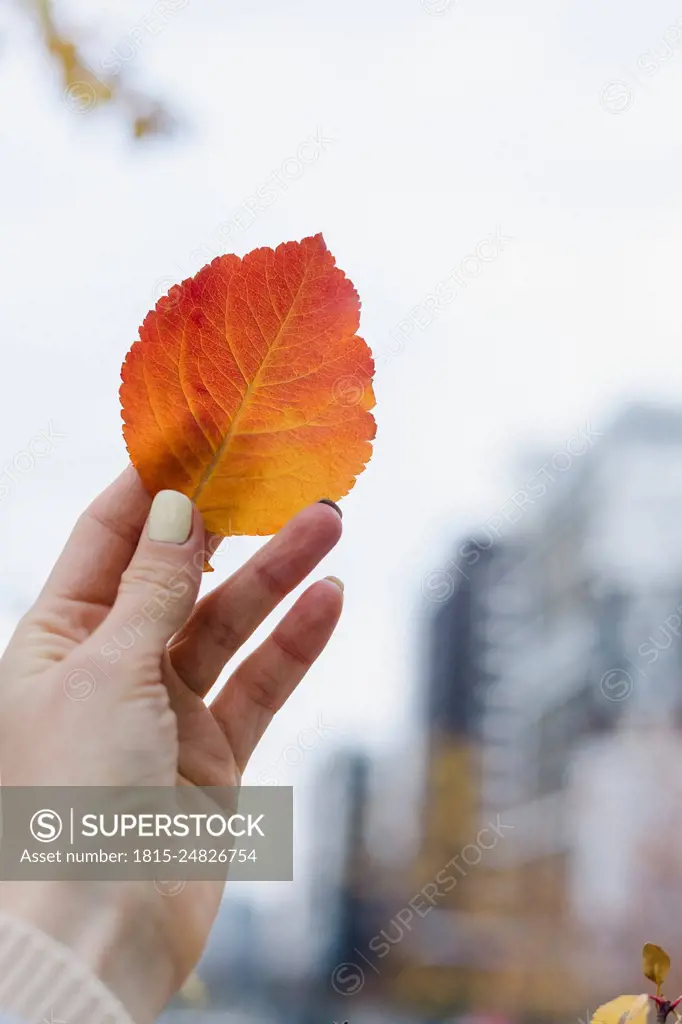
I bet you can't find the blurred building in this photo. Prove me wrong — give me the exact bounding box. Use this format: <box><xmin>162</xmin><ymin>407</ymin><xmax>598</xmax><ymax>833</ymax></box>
<box><xmin>390</xmin><ymin>542</ymin><xmax>512</xmax><ymax>1016</ymax></box>
<box><xmin>477</xmin><ymin>404</ymin><xmax>682</xmax><ymax>1013</ymax></box>
<box><xmin>310</xmin><ymin>750</ymin><xmax>375</xmax><ymax>978</ymax></box>
<box><xmin>306</xmin><ymin>749</ymin><xmax>391</xmax><ymax>1021</ymax></box>
<box><xmin>198</xmin><ymin>898</ymin><xmax>261</xmax><ymax>1005</ymax></box>
<box><xmin>402</xmin><ymin>404</ymin><xmax>682</xmax><ymax>1020</ymax></box>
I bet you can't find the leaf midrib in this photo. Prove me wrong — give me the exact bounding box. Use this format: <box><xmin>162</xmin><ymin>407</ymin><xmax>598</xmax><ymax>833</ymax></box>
<box><xmin>190</xmin><ymin>258</ymin><xmax>312</xmax><ymax>506</ymax></box>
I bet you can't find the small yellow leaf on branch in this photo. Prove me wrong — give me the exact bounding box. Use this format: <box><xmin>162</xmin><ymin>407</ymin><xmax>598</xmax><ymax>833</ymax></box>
<box><xmin>643</xmin><ymin>943</ymin><xmax>671</xmax><ymax>992</ymax></box>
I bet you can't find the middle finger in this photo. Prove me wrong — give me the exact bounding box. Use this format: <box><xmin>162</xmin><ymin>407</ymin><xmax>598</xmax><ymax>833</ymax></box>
<box><xmin>168</xmin><ymin>501</ymin><xmax>342</xmax><ymax>696</ymax></box>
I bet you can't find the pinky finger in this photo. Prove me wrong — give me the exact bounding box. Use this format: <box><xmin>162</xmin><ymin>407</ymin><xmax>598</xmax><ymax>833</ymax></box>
<box><xmin>210</xmin><ymin>577</ymin><xmax>344</xmax><ymax>774</ymax></box>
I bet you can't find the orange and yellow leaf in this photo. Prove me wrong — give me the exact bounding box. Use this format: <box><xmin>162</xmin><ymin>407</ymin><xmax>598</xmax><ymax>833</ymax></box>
<box><xmin>121</xmin><ymin>234</ymin><xmax>376</xmax><ymax>535</ymax></box>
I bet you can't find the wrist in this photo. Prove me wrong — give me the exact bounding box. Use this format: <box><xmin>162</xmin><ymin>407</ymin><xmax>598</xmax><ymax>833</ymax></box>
<box><xmin>0</xmin><ymin>881</ymin><xmax>177</xmax><ymax>1024</ymax></box>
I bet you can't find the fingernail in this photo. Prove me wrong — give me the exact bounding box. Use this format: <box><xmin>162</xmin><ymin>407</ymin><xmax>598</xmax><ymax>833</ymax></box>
<box><xmin>318</xmin><ymin>498</ymin><xmax>342</xmax><ymax>518</ymax></box>
<box><xmin>148</xmin><ymin>490</ymin><xmax>193</xmax><ymax>543</ymax></box>
<box><xmin>325</xmin><ymin>575</ymin><xmax>344</xmax><ymax>592</ymax></box>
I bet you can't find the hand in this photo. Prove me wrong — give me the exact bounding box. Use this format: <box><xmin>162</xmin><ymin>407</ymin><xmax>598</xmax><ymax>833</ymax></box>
<box><xmin>0</xmin><ymin>467</ymin><xmax>343</xmax><ymax>1022</ymax></box>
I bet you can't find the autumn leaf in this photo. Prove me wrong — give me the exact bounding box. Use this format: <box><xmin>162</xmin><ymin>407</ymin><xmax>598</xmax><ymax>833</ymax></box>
<box><xmin>121</xmin><ymin>234</ymin><xmax>376</xmax><ymax>536</ymax></box>
<box><xmin>592</xmin><ymin>994</ymin><xmax>650</xmax><ymax>1024</ymax></box>
<box><xmin>643</xmin><ymin>944</ymin><xmax>671</xmax><ymax>992</ymax></box>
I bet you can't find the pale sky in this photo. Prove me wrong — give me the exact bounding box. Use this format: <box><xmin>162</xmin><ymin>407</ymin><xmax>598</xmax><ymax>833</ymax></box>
<box><xmin>3</xmin><ymin>0</ymin><xmax>682</xmax><ymax>918</ymax></box>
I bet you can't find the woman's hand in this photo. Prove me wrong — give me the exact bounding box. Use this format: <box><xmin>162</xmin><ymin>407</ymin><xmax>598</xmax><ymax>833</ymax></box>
<box><xmin>0</xmin><ymin>467</ymin><xmax>343</xmax><ymax>1022</ymax></box>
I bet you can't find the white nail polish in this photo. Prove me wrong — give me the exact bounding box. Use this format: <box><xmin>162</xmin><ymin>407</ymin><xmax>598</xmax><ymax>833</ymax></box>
<box><xmin>148</xmin><ymin>490</ymin><xmax>193</xmax><ymax>544</ymax></box>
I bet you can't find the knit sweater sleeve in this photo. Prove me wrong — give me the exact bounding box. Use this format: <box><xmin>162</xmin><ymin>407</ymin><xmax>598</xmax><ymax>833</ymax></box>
<box><xmin>0</xmin><ymin>910</ymin><xmax>136</xmax><ymax>1024</ymax></box>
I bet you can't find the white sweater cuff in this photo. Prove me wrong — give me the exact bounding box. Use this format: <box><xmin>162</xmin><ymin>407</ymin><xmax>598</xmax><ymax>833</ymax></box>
<box><xmin>0</xmin><ymin>909</ymin><xmax>136</xmax><ymax>1024</ymax></box>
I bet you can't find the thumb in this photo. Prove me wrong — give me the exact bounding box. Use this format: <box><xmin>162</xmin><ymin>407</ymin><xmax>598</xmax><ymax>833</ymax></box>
<box><xmin>91</xmin><ymin>490</ymin><xmax>206</xmax><ymax>661</ymax></box>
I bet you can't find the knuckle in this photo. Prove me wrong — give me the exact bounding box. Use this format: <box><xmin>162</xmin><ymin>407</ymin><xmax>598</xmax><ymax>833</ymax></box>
<box><xmin>119</xmin><ymin>558</ymin><xmax>177</xmax><ymax>596</ymax></box>
<box><xmin>254</xmin><ymin>561</ymin><xmax>288</xmax><ymax>601</ymax></box>
<box><xmin>245</xmin><ymin>672</ymin><xmax>283</xmax><ymax>714</ymax></box>
<box><xmin>126</xmin><ymin>651</ymin><xmax>166</xmax><ymax>689</ymax></box>
<box><xmin>272</xmin><ymin>631</ymin><xmax>311</xmax><ymax>670</ymax></box>
<box><xmin>206</xmin><ymin>613</ymin><xmax>243</xmax><ymax>656</ymax></box>
<box><xmin>80</xmin><ymin>505</ymin><xmax>141</xmax><ymax>548</ymax></box>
